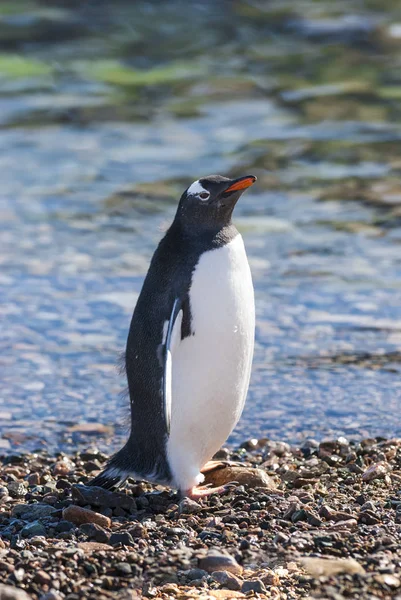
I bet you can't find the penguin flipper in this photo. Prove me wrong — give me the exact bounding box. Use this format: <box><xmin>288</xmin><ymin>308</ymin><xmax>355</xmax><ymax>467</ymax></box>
<box><xmin>163</xmin><ymin>298</ymin><xmax>183</xmax><ymax>435</ymax></box>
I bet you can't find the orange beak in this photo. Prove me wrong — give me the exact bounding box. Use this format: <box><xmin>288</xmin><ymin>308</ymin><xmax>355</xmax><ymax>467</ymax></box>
<box><xmin>224</xmin><ymin>175</ymin><xmax>256</xmax><ymax>194</ymax></box>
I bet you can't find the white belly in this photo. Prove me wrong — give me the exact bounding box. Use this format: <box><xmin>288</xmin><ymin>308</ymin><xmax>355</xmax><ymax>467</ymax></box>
<box><xmin>166</xmin><ymin>234</ymin><xmax>255</xmax><ymax>492</ymax></box>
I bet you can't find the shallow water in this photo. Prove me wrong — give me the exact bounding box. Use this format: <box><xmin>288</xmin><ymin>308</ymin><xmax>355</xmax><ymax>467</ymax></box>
<box><xmin>1</xmin><ymin>0</ymin><xmax>401</xmax><ymax>454</ymax></box>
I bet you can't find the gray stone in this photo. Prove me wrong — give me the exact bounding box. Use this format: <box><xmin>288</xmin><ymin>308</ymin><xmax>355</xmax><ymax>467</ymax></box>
<box><xmin>71</xmin><ymin>485</ymin><xmax>136</xmax><ymax>511</ymax></box>
<box><xmin>178</xmin><ymin>498</ymin><xmax>202</xmax><ymax>514</ymax></box>
<box><xmin>12</xmin><ymin>503</ymin><xmax>57</xmax><ymax>521</ymax></box>
<box><xmin>39</xmin><ymin>593</ymin><xmax>64</xmax><ymax>600</ymax></box>
<box><xmin>7</xmin><ymin>482</ymin><xmax>27</xmax><ymax>498</ymax></box>
<box><xmin>79</xmin><ymin>522</ymin><xmax>110</xmax><ymax>543</ymax></box>
<box><xmin>109</xmin><ymin>531</ymin><xmax>135</xmax><ymax>547</ymax></box>
<box><xmin>114</xmin><ymin>563</ymin><xmax>132</xmax><ymax>576</ymax></box>
<box><xmin>199</xmin><ymin>551</ymin><xmax>242</xmax><ymax>575</ymax></box>
<box><xmin>21</xmin><ymin>521</ymin><xmax>47</xmax><ymax>538</ymax></box>
<box><xmin>241</xmin><ymin>579</ymin><xmax>266</xmax><ymax>594</ymax></box>
<box><xmin>186</xmin><ymin>569</ymin><xmax>208</xmax><ymax>581</ymax></box>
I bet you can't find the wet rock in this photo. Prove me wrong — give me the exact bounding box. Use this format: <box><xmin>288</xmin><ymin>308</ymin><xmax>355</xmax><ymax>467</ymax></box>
<box><xmin>71</xmin><ymin>484</ymin><xmax>136</xmax><ymax>511</ymax></box>
<box><xmin>211</xmin><ymin>570</ymin><xmax>242</xmax><ymax>591</ymax></box>
<box><xmin>241</xmin><ymin>579</ymin><xmax>266</xmax><ymax>594</ymax></box>
<box><xmin>301</xmin><ymin>557</ymin><xmax>365</xmax><ymax>577</ymax></box>
<box><xmin>62</xmin><ymin>505</ymin><xmax>111</xmax><ymax>528</ymax></box>
<box><xmin>0</xmin><ymin>584</ymin><xmax>32</xmax><ymax>600</ymax></box>
<box><xmin>199</xmin><ymin>551</ymin><xmax>242</xmax><ymax>575</ymax></box>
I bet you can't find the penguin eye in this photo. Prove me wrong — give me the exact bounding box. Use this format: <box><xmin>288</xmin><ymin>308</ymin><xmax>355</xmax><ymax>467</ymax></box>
<box><xmin>198</xmin><ymin>191</ymin><xmax>210</xmax><ymax>201</ymax></box>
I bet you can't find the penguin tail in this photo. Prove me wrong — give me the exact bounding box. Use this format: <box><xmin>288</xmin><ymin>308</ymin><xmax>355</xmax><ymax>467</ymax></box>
<box><xmin>88</xmin><ymin>444</ymin><xmax>132</xmax><ymax>490</ymax></box>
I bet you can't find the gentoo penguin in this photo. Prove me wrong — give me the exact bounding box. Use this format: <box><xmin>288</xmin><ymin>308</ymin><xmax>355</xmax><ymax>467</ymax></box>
<box><xmin>90</xmin><ymin>174</ymin><xmax>256</xmax><ymax>498</ymax></box>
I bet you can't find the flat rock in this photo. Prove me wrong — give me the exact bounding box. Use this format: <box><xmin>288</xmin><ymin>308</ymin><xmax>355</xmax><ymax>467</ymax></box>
<box><xmin>71</xmin><ymin>484</ymin><xmax>136</xmax><ymax>511</ymax></box>
<box><xmin>12</xmin><ymin>503</ymin><xmax>57</xmax><ymax>521</ymax></box>
<box><xmin>202</xmin><ymin>462</ymin><xmax>275</xmax><ymax>489</ymax></box>
<box><xmin>301</xmin><ymin>557</ymin><xmax>365</xmax><ymax>577</ymax></box>
<box><xmin>62</xmin><ymin>504</ymin><xmax>111</xmax><ymax>528</ymax></box>
<box><xmin>199</xmin><ymin>551</ymin><xmax>242</xmax><ymax>576</ymax></box>
<box><xmin>77</xmin><ymin>542</ymin><xmax>113</xmax><ymax>554</ymax></box>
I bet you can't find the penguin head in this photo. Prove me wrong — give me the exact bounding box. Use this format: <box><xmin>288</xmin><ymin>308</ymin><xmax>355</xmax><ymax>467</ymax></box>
<box><xmin>176</xmin><ymin>174</ymin><xmax>256</xmax><ymax>230</ymax></box>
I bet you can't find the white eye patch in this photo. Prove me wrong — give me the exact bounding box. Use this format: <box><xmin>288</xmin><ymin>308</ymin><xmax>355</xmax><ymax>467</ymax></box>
<box><xmin>187</xmin><ymin>180</ymin><xmax>210</xmax><ymax>200</ymax></box>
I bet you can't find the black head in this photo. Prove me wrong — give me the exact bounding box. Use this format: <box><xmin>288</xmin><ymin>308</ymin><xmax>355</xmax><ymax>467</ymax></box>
<box><xmin>174</xmin><ymin>174</ymin><xmax>256</xmax><ymax>233</ymax></box>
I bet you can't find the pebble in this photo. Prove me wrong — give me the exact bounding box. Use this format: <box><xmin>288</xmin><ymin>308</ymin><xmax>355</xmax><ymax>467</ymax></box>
<box><xmin>26</xmin><ymin>473</ymin><xmax>40</xmax><ymax>486</ymax></box>
<box><xmin>71</xmin><ymin>485</ymin><xmax>136</xmax><ymax>511</ymax></box>
<box><xmin>21</xmin><ymin>521</ymin><xmax>47</xmax><ymax>538</ymax></box>
<box><xmin>33</xmin><ymin>570</ymin><xmax>52</xmax><ymax>585</ymax></box>
<box><xmin>7</xmin><ymin>482</ymin><xmax>27</xmax><ymax>498</ymax></box>
<box><xmin>62</xmin><ymin>505</ymin><xmax>111</xmax><ymax>528</ymax></box>
<box><xmin>179</xmin><ymin>498</ymin><xmax>202</xmax><ymax>514</ymax></box>
<box><xmin>0</xmin><ymin>584</ymin><xmax>32</xmax><ymax>600</ymax></box>
<box><xmin>39</xmin><ymin>593</ymin><xmax>64</xmax><ymax>600</ymax></box>
<box><xmin>301</xmin><ymin>557</ymin><xmax>366</xmax><ymax>576</ymax></box>
<box><xmin>114</xmin><ymin>562</ymin><xmax>132</xmax><ymax>576</ymax></box>
<box><xmin>199</xmin><ymin>551</ymin><xmax>243</xmax><ymax>576</ymax></box>
<box><xmin>362</xmin><ymin>462</ymin><xmax>390</xmax><ymax>482</ymax></box>
<box><xmin>211</xmin><ymin>570</ymin><xmax>242</xmax><ymax>590</ymax></box>
<box><xmin>203</xmin><ymin>464</ymin><xmax>275</xmax><ymax>489</ymax></box>
<box><xmin>109</xmin><ymin>531</ymin><xmax>135</xmax><ymax>547</ymax></box>
<box><xmin>241</xmin><ymin>579</ymin><xmax>266</xmax><ymax>594</ymax></box>
<box><xmin>12</xmin><ymin>504</ymin><xmax>57</xmax><ymax>520</ymax></box>
<box><xmin>79</xmin><ymin>522</ymin><xmax>110</xmax><ymax>543</ymax></box>
<box><xmin>186</xmin><ymin>569</ymin><xmax>208</xmax><ymax>582</ymax></box>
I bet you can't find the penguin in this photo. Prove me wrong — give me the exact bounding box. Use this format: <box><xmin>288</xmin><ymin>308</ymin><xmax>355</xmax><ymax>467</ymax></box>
<box><xmin>90</xmin><ymin>174</ymin><xmax>256</xmax><ymax>498</ymax></box>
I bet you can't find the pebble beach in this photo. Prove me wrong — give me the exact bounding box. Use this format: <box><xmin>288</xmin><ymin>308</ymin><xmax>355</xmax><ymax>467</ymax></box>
<box><xmin>1</xmin><ymin>436</ymin><xmax>401</xmax><ymax>599</ymax></box>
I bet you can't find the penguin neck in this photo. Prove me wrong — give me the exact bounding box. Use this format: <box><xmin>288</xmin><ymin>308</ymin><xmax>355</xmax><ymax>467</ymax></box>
<box><xmin>171</xmin><ymin>218</ymin><xmax>239</xmax><ymax>250</ymax></box>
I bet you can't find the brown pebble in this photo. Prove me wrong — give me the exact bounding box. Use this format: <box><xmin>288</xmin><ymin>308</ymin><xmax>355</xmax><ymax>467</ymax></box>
<box><xmin>33</xmin><ymin>570</ymin><xmax>52</xmax><ymax>585</ymax></box>
<box><xmin>362</xmin><ymin>462</ymin><xmax>390</xmax><ymax>482</ymax></box>
<box><xmin>78</xmin><ymin>542</ymin><xmax>114</xmax><ymax>554</ymax></box>
<box><xmin>211</xmin><ymin>570</ymin><xmax>242</xmax><ymax>590</ymax></box>
<box><xmin>62</xmin><ymin>504</ymin><xmax>111</xmax><ymax>528</ymax></box>
<box><xmin>27</xmin><ymin>473</ymin><xmax>40</xmax><ymax>486</ymax></box>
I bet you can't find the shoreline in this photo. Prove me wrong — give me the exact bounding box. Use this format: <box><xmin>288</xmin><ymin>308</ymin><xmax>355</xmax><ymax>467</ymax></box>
<box><xmin>1</xmin><ymin>435</ymin><xmax>400</xmax><ymax>599</ymax></box>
